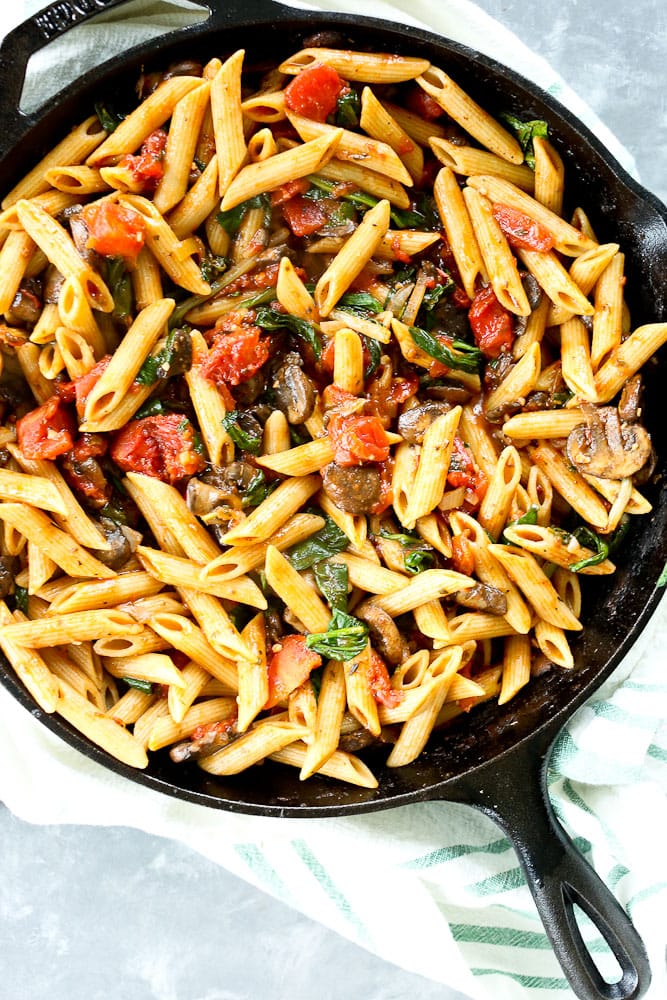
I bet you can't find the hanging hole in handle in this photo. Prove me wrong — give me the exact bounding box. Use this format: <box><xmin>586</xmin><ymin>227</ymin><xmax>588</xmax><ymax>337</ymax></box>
<box><xmin>564</xmin><ymin>886</ymin><xmax>639</xmax><ymax>998</ymax></box>
<box><xmin>19</xmin><ymin>0</ymin><xmax>210</xmax><ymax>115</ymax></box>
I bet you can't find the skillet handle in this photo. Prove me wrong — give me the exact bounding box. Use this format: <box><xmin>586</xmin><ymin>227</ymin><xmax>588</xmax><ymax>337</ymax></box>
<box><xmin>458</xmin><ymin>739</ymin><xmax>651</xmax><ymax>1000</ymax></box>
<box><xmin>0</xmin><ymin>0</ymin><xmax>290</xmax><ymax>142</ymax></box>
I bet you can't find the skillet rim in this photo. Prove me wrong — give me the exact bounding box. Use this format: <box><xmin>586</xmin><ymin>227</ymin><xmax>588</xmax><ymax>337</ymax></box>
<box><xmin>1</xmin><ymin>5</ymin><xmax>666</xmax><ymax>817</ymax></box>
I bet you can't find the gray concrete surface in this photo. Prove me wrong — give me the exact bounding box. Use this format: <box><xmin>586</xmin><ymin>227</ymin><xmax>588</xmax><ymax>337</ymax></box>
<box><xmin>1</xmin><ymin>2</ymin><xmax>665</xmax><ymax>998</ymax></box>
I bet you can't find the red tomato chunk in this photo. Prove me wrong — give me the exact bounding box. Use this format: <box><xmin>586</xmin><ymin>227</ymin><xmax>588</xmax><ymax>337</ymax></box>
<box><xmin>121</xmin><ymin>128</ymin><xmax>168</xmax><ymax>192</ymax></box>
<box><xmin>56</xmin><ymin>356</ymin><xmax>112</xmax><ymax>419</ymax></box>
<box><xmin>201</xmin><ymin>327</ymin><xmax>270</xmax><ymax>387</ymax></box>
<box><xmin>468</xmin><ymin>285</ymin><xmax>514</xmax><ymax>358</ymax></box>
<box><xmin>81</xmin><ymin>202</ymin><xmax>145</xmax><ymax>259</ymax></box>
<box><xmin>327</xmin><ymin>413</ymin><xmax>390</xmax><ymax>466</ymax></box>
<box><xmin>282</xmin><ymin>195</ymin><xmax>326</xmax><ymax>237</ymax></box>
<box><xmin>284</xmin><ymin>63</ymin><xmax>345</xmax><ymax>122</ymax></box>
<box><xmin>368</xmin><ymin>650</ymin><xmax>402</xmax><ymax>708</ymax></box>
<box><xmin>110</xmin><ymin>414</ymin><xmax>205</xmax><ymax>484</ymax></box>
<box><xmin>265</xmin><ymin>634</ymin><xmax>322</xmax><ymax>709</ymax></box>
<box><xmin>405</xmin><ymin>86</ymin><xmax>444</xmax><ymax>121</ymax></box>
<box><xmin>16</xmin><ymin>396</ymin><xmax>76</xmax><ymax>460</ymax></box>
<box><xmin>492</xmin><ymin>203</ymin><xmax>554</xmax><ymax>252</ymax></box>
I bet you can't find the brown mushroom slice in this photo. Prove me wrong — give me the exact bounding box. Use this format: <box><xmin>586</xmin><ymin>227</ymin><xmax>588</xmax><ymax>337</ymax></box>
<box><xmin>618</xmin><ymin>375</ymin><xmax>643</xmax><ymax>423</ymax></box>
<box><xmin>566</xmin><ymin>404</ymin><xmax>653</xmax><ymax>479</ymax></box>
<box><xmin>354</xmin><ymin>600</ymin><xmax>410</xmax><ymax>665</ymax></box>
<box><xmin>454</xmin><ymin>582</ymin><xmax>507</xmax><ymax>615</ymax></box>
<box><xmin>397</xmin><ymin>401</ymin><xmax>451</xmax><ymax>445</ymax></box>
<box><xmin>272</xmin><ymin>353</ymin><xmax>316</xmax><ymax>424</ymax></box>
<box><xmin>321</xmin><ymin>463</ymin><xmax>382</xmax><ymax>515</ymax></box>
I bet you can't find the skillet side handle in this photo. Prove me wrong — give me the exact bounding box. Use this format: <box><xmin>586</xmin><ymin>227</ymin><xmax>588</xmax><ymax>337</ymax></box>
<box><xmin>460</xmin><ymin>739</ymin><xmax>651</xmax><ymax>1000</ymax></box>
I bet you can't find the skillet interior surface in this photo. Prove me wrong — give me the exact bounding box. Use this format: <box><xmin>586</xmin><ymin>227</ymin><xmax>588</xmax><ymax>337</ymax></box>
<box><xmin>1</xmin><ymin>7</ymin><xmax>666</xmax><ymax>816</ymax></box>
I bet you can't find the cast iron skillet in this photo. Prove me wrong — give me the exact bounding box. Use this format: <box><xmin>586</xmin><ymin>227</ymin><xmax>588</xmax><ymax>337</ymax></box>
<box><xmin>1</xmin><ymin>2</ymin><xmax>666</xmax><ymax>997</ymax></box>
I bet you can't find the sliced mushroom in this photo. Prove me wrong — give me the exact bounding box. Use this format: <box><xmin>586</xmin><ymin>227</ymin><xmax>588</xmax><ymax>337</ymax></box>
<box><xmin>566</xmin><ymin>403</ymin><xmax>653</xmax><ymax>479</ymax></box>
<box><xmin>44</xmin><ymin>265</ymin><xmax>66</xmax><ymax>304</ymax></box>
<box><xmin>321</xmin><ymin>462</ymin><xmax>382</xmax><ymax>515</ymax></box>
<box><xmin>273</xmin><ymin>353</ymin><xmax>316</xmax><ymax>424</ymax></box>
<box><xmin>454</xmin><ymin>582</ymin><xmax>507</xmax><ymax>615</ymax></box>
<box><xmin>94</xmin><ymin>517</ymin><xmax>138</xmax><ymax>570</ymax></box>
<box><xmin>354</xmin><ymin>600</ymin><xmax>410</xmax><ymax>665</ymax></box>
<box><xmin>513</xmin><ymin>274</ymin><xmax>543</xmax><ymax>339</ymax></box>
<box><xmin>169</xmin><ymin>717</ymin><xmax>237</xmax><ymax>763</ymax></box>
<box><xmin>0</xmin><ymin>556</ymin><xmax>18</xmax><ymax>599</ymax></box>
<box><xmin>186</xmin><ymin>478</ymin><xmax>236</xmax><ymax>517</ymax></box>
<box><xmin>618</xmin><ymin>375</ymin><xmax>643</xmax><ymax>423</ymax></box>
<box><xmin>423</xmin><ymin>382</ymin><xmax>472</xmax><ymax>406</ymax></box>
<box><xmin>397</xmin><ymin>401</ymin><xmax>450</xmax><ymax>445</ymax></box>
<box><xmin>7</xmin><ymin>284</ymin><xmax>42</xmax><ymax>326</ymax></box>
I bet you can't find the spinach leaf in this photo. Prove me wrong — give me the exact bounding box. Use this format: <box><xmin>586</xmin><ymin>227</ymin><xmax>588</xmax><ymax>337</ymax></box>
<box><xmin>313</xmin><ymin>560</ymin><xmax>349</xmax><ymax>612</ymax></box>
<box><xmin>335</xmin><ymin>89</ymin><xmax>361</xmax><ymax>128</ymax></box>
<box><xmin>123</xmin><ymin>677</ymin><xmax>153</xmax><ymax>693</ymax></box>
<box><xmin>500</xmin><ymin>113</ymin><xmax>549</xmax><ymax>170</ymax></box>
<box><xmin>13</xmin><ymin>586</ymin><xmax>29</xmax><ymax>614</ymax></box>
<box><xmin>242</xmin><ymin>470</ymin><xmax>278</xmax><ymax>508</ymax></box>
<box><xmin>305</xmin><ymin>609</ymin><xmax>369</xmax><ymax>661</ymax></box>
<box><xmin>217</xmin><ymin>193</ymin><xmax>271</xmax><ymax>235</ymax></box>
<box><xmin>422</xmin><ymin>277</ymin><xmax>454</xmax><ymax>312</ymax></box>
<box><xmin>135</xmin><ymin>328</ymin><xmax>182</xmax><ymax>385</ymax></box>
<box><xmin>106</xmin><ymin>257</ymin><xmax>133</xmax><ymax>321</ymax></box>
<box><xmin>221</xmin><ymin>411</ymin><xmax>263</xmax><ymax>455</ymax></box>
<box><xmin>404</xmin><ymin>549</ymin><xmax>434</xmax><ymax>574</ymax></box>
<box><xmin>241</xmin><ymin>287</ymin><xmax>279</xmax><ymax>308</ymax></box>
<box><xmin>409</xmin><ymin>326</ymin><xmax>483</xmax><ymax>374</ymax></box>
<box><xmin>607</xmin><ymin>514</ymin><xmax>631</xmax><ymax>556</ymax></box>
<box><xmin>287</xmin><ymin>516</ymin><xmax>349</xmax><ymax>570</ymax></box>
<box><xmin>95</xmin><ymin>102</ymin><xmax>124</xmax><ymax>133</ymax></box>
<box><xmin>200</xmin><ymin>254</ymin><xmax>230</xmax><ymax>284</ymax></box>
<box><xmin>502</xmin><ymin>505</ymin><xmax>539</xmax><ymax>542</ymax></box>
<box><xmin>337</xmin><ymin>291</ymin><xmax>383</xmax><ymax>317</ymax></box>
<box><xmin>570</xmin><ymin>526</ymin><xmax>609</xmax><ymax>573</ymax></box>
<box><xmin>363</xmin><ymin>335</ymin><xmax>382</xmax><ymax>379</ymax></box>
<box><xmin>255</xmin><ymin>307</ymin><xmax>322</xmax><ymax>361</ymax></box>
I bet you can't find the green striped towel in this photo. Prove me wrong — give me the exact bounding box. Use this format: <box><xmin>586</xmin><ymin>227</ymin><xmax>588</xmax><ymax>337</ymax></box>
<box><xmin>0</xmin><ymin>2</ymin><xmax>665</xmax><ymax>997</ymax></box>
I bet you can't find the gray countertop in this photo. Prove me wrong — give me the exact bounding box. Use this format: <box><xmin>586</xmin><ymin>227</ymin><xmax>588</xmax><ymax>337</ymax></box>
<box><xmin>1</xmin><ymin>2</ymin><xmax>665</xmax><ymax>998</ymax></box>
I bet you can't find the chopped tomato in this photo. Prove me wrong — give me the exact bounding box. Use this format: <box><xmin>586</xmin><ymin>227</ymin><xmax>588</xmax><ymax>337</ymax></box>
<box><xmin>81</xmin><ymin>201</ymin><xmax>145</xmax><ymax>259</ymax></box>
<box><xmin>284</xmin><ymin>63</ymin><xmax>346</xmax><ymax>122</ymax></box>
<box><xmin>282</xmin><ymin>195</ymin><xmax>326</xmax><ymax>237</ymax></box>
<box><xmin>16</xmin><ymin>396</ymin><xmax>76</xmax><ymax>460</ymax></box>
<box><xmin>450</xmin><ymin>533</ymin><xmax>475</xmax><ymax>577</ymax></box>
<box><xmin>390</xmin><ymin>234</ymin><xmax>412</xmax><ymax>264</ymax></box>
<box><xmin>468</xmin><ymin>285</ymin><xmax>514</xmax><ymax>358</ymax></box>
<box><xmin>492</xmin><ymin>203</ymin><xmax>554</xmax><ymax>252</ymax></box>
<box><xmin>265</xmin><ymin>634</ymin><xmax>322</xmax><ymax>709</ymax></box>
<box><xmin>270</xmin><ymin>178</ymin><xmax>310</xmax><ymax>206</ymax></box>
<box><xmin>61</xmin><ymin>451</ymin><xmax>110</xmax><ymax>507</ymax></box>
<box><xmin>368</xmin><ymin>650</ymin><xmax>402</xmax><ymax>708</ymax></box>
<box><xmin>447</xmin><ymin>436</ymin><xmax>488</xmax><ymax>509</ymax></box>
<box><xmin>327</xmin><ymin>413</ymin><xmax>390</xmax><ymax>466</ymax></box>
<box><xmin>370</xmin><ymin>457</ymin><xmax>394</xmax><ymax>515</ymax></box>
<box><xmin>222</xmin><ymin>262</ymin><xmax>281</xmax><ymax>296</ymax></box>
<box><xmin>405</xmin><ymin>86</ymin><xmax>444</xmax><ymax>121</ymax></box>
<box><xmin>201</xmin><ymin>327</ymin><xmax>270</xmax><ymax>387</ymax></box>
<box><xmin>56</xmin><ymin>356</ymin><xmax>112</xmax><ymax>419</ymax></box>
<box><xmin>110</xmin><ymin>414</ymin><xmax>205</xmax><ymax>484</ymax></box>
<box><xmin>365</xmin><ymin>372</ymin><xmax>418</xmax><ymax>422</ymax></box>
<box><xmin>121</xmin><ymin>128</ymin><xmax>168</xmax><ymax>192</ymax></box>
<box><xmin>452</xmin><ymin>287</ymin><xmax>472</xmax><ymax>309</ymax></box>
<box><xmin>71</xmin><ymin>433</ymin><xmax>108</xmax><ymax>461</ymax></box>
<box><xmin>191</xmin><ymin>712</ymin><xmax>237</xmax><ymax>743</ymax></box>
<box><xmin>321</xmin><ymin>383</ymin><xmax>357</xmax><ymax>410</ymax></box>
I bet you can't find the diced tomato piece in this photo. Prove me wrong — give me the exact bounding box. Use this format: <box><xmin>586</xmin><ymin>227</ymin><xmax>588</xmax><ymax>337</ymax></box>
<box><xmin>284</xmin><ymin>63</ymin><xmax>346</xmax><ymax>122</ymax></box>
<box><xmin>492</xmin><ymin>203</ymin><xmax>554</xmax><ymax>252</ymax></box>
<box><xmin>368</xmin><ymin>650</ymin><xmax>402</xmax><ymax>708</ymax></box>
<box><xmin>450</xmin><ymin>533</ymin><xmax>475</xmax><ymax>578</ymax></box>
<box><xmin>321</xmin><ymin>384</ymin><xmax>357</xmax><ymax>411</ymax></box>
<box><xmin>265</xmin><ymin>634</ymin><xmax>323</xmax><ymax>709</ymax></box>
<box><xmin>365</xmin><ymin>372</ymin><xmax>419</xmax><ymax>422</ymax></box>
<box><xmin>270</xmin><ymin>178</ymin><xmax>311</xmax><ymax>206</ymax></box>
<box><xmin>221</xmin><ymin>262</ymin><xmax>281</xmax><ymax>296</ymax></box>
<box><xmin>81</xmin><ymin>201</ymin><xmax>145</xmax><ymax>259</ymax></box>
<box><xmin>71</xmin><ymin>433</ymin><xmax>108</xmax><ymax>461</ymax></box>
<box><xmin>121</xmin><ymin>128</ymin><xmax>168</xmax><ymax>192</ymax></box>
<box><xmin>405</xmin><ymin>86</ymin><xmax>445</xmax><ymax>121</ymax></box>
<box><xmin>201</xmin><ymin>327</ymin><xmax>270</xmax><ymax>387</ymax></box>
<box><xmin>282</xmin><ymin>195</ymin><xmax>326</xmax><ymax>237</ymax></box>
<box><xmin>370</xmin><ymin>457</ymin><xmax>394</xmax><ymax>515</ymax></box>
<box><xmin>191</xmin><ymin>712</ymin><xmax>237</xmax><ymax>743</ymax></box>
<box><xmin>56</xmin><ymin>356</ymin><xmax>112</xmax><ymax>420</ymax></box>
<box><xmin>452</xmin><ymin>287</ymin><xmax>471</xmax><ymax>309</ymax></box>
<box><xmin>16</xmin><ymin>396</ymin><xmax>76</xmax><ymax>460</ymax></box>
<box><xmin>327</xmin><ymin>413</ymin><xmax>390</xmax><ymax>466</ymax></box>
<box><xmin>468</xmin><ymin>285</ymin><xmax>514</xmax><ymax>358</ymax></box>
<box><xmin>447</xmin><ymin>436</ymin><xmax>488</xmax><ymax>509</ymax></box>
<box><xmin>61</xmin><ymin>450</ymin><xmax>111</xmax><ymax>507</ymax></box>
<box><xmin>110</xmin><ymin>414</ymin><xmax>205</xmax><ymax>484</ymax></box>
<box><xmin>390</xmin><ymin>234</ymin><xmax>412</xmax><ymax>264</ymax></box>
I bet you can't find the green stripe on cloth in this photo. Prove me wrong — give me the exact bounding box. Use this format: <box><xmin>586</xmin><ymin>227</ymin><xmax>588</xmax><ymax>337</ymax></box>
<box><xmin>291</xmin><ymin>839</ymin><xmax>369</xmax><ymax>942</ymax></box>
<box><xmin>402</xmin><ymin>836</ymin><xmax>512</xmax><ymax>870</ymax></box>
<box><xmin>607</xmin><ymin>863</ymin><xmax>631</xmax><ymax>889</ymax></box>
<box><xmin>657</xmin><ymin>561</ymin><xmax>667</xmax><ymax>586</ymax></box>
<box><xmin>234</xmin><ymin>844</ymin><xmax>293</xmax><ymax>904</ymax></box>
<box><xmin>452</xmin><ymin>922</ymin><xmax>611</xmax><ymax>953</ymax></box>
<box><xmin>627</xmin><ymin>881</ymin><xmax>667</xmax><ymax>916</ymax></box>
<box><xmin>589</xmin><ymin>701</ymin><xmax>658</xmax><ymax>728</ymax></box>
<box><xmin>468</xmin><ymin>866</ymin><xmax>526</xmax><ymax>895</ymax></box>
<box><xmin>647</xmin><ymin>743</ymin><xmax>667</xmax><ymax>762</ymax></box>
<box><xmin>624</xmin><ymin>680</ymin><xmax>667</xmax><ymax>693</ymax></box>
<box><xmin>471</xmin><ymin>968</ymin><xmax>570</xmax><ymax>988</ymax></box>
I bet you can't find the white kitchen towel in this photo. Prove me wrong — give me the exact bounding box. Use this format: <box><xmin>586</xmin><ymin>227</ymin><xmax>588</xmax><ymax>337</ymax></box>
<box><xmin>0</xmin><ymin>2</ymin><xmax>666</xmax><ymax>999</ymax></box>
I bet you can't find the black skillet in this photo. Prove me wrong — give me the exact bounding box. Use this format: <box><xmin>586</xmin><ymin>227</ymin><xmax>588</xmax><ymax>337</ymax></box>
<box><xmin>1</xmin><ymin>2</ymin><xmax>666</xmax><ymax>997</ymax></box>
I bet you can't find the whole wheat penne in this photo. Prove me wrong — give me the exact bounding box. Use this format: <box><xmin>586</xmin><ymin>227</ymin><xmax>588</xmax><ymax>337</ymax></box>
<box><xmin>3</xmin><ymin>609</ymin><xmax>141</xmax><ymax>648</ymax></box>
<box><xmin>148</xmin><ymin>697</ymin><xmax>238</xmax><ymax>752</ymax></box>
<box><xmin>529</xmin><ymin>442</ymin><xmax>609</xmax><ymax>529</ymax></box>
<box><xmin>150</xmin><ymin>613</ymin><xmax>239</xmax><ymax>691</ymax></box>
<box><xmin>280</xmin><ymin>48</ymin><xmax>429</xmax><ymax>82</ymax></box>
<box><xmin>270</xmin><ymin>742</ymin><xmax>378</xmax><ymax>788</ymax></box>
<box><xmin>136</xmin><ymin>546</ymin><xmax>267</xmax><ymax>607</ymax></box>
<box><xmin>0</xmin><ymin>603</ymin><xmax>59</xmax><ymax>712</ymax></box>
<box><xmin>264</xmin><ymin>546</ymin><xmax>331</xmax><ymax>633</ymax></box>
<box><xmin>0</xmin><ymin>503</ymin><xmax>114</xmax><ymax>578</ymax></box>
<box><xmin>315</xmin><ymin>199</ymin><xmax>391</xmax><ymax>316</ymax></box>
<box><xmin>198</xmin><ymin>720</ymin><xmax>309</xmax><ymax>775</ymax></box>
<box><xmin>0</xmin><ymin>469</ymin><xmax>67</xmax><ymax>514</ymax></box>
<box><xmin>430</xmin><ymin>137</ymin><xmax>535</xmax><ymax>190</ymax></box>
<box><xmin>498</xmin><ymin>633</ymin><xmax>532</xmax><ymax>705</ymax></box>
<box><xmin>488</xmin><ymin>544</ymin><xmax>582</xmax><ymax>630</ymax></box>
<box><xmin>219</xmin><ymin>475</ymin><xmax>321</xmax><ymax>547</ymax></box>
<box><xmin>48</xmin><ymin>572</ymin><xmax>165</xmax><ymax>615</ymax></box>
<box><xmin>104</xmin><ymin>653</ymin><xmax>187</xmax><ymax>689</ymax></box>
